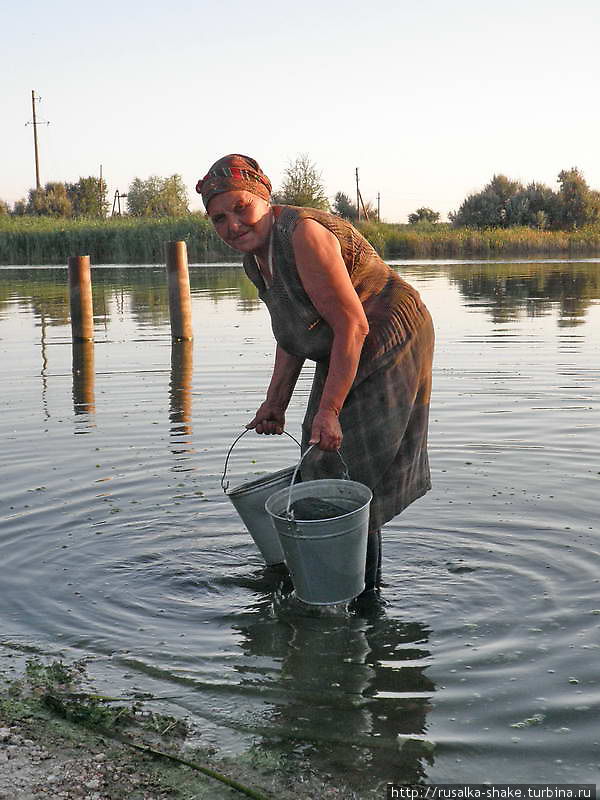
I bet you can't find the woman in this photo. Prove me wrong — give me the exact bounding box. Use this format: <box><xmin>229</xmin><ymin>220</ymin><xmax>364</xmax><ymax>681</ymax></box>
<box><xmin>197</xmin><ymin>154</ymin><xmax>434</xmax><ymax>594</ymax></box>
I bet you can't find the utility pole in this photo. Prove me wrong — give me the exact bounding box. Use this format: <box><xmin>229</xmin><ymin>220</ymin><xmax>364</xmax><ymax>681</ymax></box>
<box><xmin>377</xmin><ymin>192</ymin><xmax>380</xmax><ymax>222</ymax></box>
<box><xmin>112</xmin><ymin>190</ymin><xmax>127</xmax><ymax>216</ymax></box>
<box><xmin>26</xmin><ymin>91</ymin><xmax>50</xmax><ymax>190</ymax></box>
<box><xmin>31</xmin><ymin>91</ymin><xmax>40</xmax><ymax>189</ymax></box>
<box><xmin>355</xmin><ymin>167</ymin><xmax>370</xmax><ymax>222</ymax></box>
<box><xmin>99</xmin><ymin>164</ymin><xmax>104</xmax><ymax>217</ymax></box>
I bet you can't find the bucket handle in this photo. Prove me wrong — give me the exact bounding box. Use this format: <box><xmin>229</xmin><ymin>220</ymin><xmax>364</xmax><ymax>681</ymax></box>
<box><xmin>285</xmin><ymin>444</ymin><xmax>350</xmax><ymax>520</ymax></box>
<box><xmin>221</xmin><ymin>428</ymin><xmax>301</xmax><ymax>491</ymax></box>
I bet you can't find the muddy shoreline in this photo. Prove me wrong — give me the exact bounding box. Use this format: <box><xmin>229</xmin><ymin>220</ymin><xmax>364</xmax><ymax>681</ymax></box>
<box><xmin>0</xmin><ymin>647</ymin><xmax>366</xmax><ymax>799</ymax></box>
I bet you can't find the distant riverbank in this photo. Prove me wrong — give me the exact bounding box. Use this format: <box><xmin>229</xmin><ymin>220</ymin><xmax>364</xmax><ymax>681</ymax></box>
<box><xmin>0</xmin><ymin>215</ymin><xmax>233</xmax><ymax>266</ymax></box>
<box><xmin>2</xmin><ymin>214</ymin><xmax>600</xmax><ymax>265</ymax></box>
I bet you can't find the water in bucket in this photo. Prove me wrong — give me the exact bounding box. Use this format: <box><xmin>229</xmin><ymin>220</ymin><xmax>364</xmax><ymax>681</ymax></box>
<box><xmin>288</xmin><ymin>496</ymin><xmax>350</xmax><ymax>520</ymax></box>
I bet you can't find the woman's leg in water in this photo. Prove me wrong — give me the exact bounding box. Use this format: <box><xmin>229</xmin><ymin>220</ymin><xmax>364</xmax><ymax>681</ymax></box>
<box><xmin>363</xmin><ymin>529</ymin><xmax>382</xmax><ymax>592</ymax></box>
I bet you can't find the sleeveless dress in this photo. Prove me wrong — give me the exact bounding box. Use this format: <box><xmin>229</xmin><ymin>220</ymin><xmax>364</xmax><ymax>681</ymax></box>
<box><xmin>242</xmin><ymin>206</ymin><xmax>434</xmax><ymax>530</ymax></box>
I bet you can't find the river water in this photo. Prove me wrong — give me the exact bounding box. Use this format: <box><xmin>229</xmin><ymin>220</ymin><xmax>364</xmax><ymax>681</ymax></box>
<box><xmin>0</xmin><ymin>259</ymin><xmax>599</xmax><ymax>792</ymax></box>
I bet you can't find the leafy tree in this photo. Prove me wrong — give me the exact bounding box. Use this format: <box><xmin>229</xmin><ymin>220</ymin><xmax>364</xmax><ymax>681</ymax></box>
<box><xmin>0</xmin><ymin>199</ymin><xmax>9</xmax><ymax>216</ymax></box>
<box><xmin>556</xmin><ymin>167</ymin><xmax>600</xmax><ymax>230</ymax></box>
<box><xmin>26</xmin><ymin>182</ymin><xmax>73</xmax><ymax>217</ymax></box>
<box><xmin>408</xmin><ymin>207</ymin><xmax>440</xmax><ymax>224</ymax></box>
<box><xmin>476</xmin><ymin>180</ymin><xmax>560</xmax><ymax>229</ymax></box>
<box><xmin>155</xmin><ymin>174</ymin><xmax>189</xmax><ymax>216</ymax></box>
<box><xmin>450</xmin><ymin>191</ymin><xmax>496</xmax><ymax>228</ymax></box>
<box><xmin>12</xmin><ymin>199</ymin><xmax>27</xmax><ymax>216</ymax></box>
<box><xmin>451</xmin><ymin>174</ymin><xmax>525</xmax><ymax>228</ymax></box>
<box><xmin>126</xmin><ymin>174</ymin><xmax>189</xmax><ymax>217</ymax></box>
<box><xmin>451</xmin><ymin>169</ymin><xmax>600</xmax><ymax>230</ymax></box>
<box><xmin>488</xmin><ymin>174</ymin><xmax>523</xmax><ymax>206</ymax></box>
<box><xmin>274</xmin><ymin>154</ymin><xmax>329</xmax><ymax>210</ymax></box>
<box><xmin>511</xmin><ymin>183</ymin><xmax>558</xmax><ymax>229</ymax></box>
<box><xmin>332</xmin><ymin>191</ymin><xmax>357</xmax><ymax>221</ymax></box>
<box><xmin>66</xmin><ymin>176</ymin><xmax>108</xmax><ymax>218</ymax></box>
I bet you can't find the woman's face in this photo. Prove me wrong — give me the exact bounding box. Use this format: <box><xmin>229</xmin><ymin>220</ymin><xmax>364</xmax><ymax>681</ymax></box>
<box><xmin>207</xmin><ymin>190</ymin><xmax>272</xmax><ymax>254</ymax></box>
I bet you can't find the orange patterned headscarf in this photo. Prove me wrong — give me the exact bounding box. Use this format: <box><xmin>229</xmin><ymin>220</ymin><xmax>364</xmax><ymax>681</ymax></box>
<box><xmin>196</xmin><ymin>154</ymin><xmax>272</xmax><ymax>209</ymax></box>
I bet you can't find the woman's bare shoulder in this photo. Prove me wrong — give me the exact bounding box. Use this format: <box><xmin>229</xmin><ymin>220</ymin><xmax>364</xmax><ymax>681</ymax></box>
<box><xmin>291</xmin><ymin>216</ymin><xmax>340</xmax><ymax>251</ymax></box>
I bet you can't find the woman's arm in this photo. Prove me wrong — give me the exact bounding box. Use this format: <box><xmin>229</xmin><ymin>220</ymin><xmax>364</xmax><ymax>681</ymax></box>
<box><xmin>292</xmin><ymin>218</ymin><xmax>369</xmax><ymax>451</ymax></box>
<box><xmin>246</xmin><ymin>344</ymin><xmax>305</xmax><ymax>434</ymax></box>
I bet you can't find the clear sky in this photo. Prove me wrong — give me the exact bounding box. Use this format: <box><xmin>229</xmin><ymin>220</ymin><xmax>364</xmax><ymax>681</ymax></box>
<box><xmin>2</xmin><ymin>0</ymin><xmax>600</xmax><ymax>222</ymax></box>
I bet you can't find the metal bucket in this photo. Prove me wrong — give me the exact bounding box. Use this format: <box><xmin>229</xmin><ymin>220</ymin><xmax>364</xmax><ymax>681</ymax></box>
<box><xmin>265</xmin><ymin>446</ymin><xmax>372</xmax><ymax>604</ymax></box>
<box><xmin>221</xmin><ymin>429</ymin><xmax>300</xmax><ymax>565</ymax></box>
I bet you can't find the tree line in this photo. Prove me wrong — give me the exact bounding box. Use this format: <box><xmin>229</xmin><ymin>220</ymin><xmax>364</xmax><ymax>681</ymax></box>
<box><xmin>1</xmin><ymin>177</ymin><xmax>108</xmax><ymax>218</ymax></box>
<box><xmin>0</xmin><ymin>157</ymin><xmax>338</xmax><ymax>220</ymax></box>
<box><xmin>449</xmin><ymin>168</ymin><xmax>600</xmax><ymax>230</ymax></box>
<box><xmin>2</xmin><ymin>159</ymin><xmax>599</xmax><ymax>231</ymax></box>
<box><xmin>1</xmin><ymin>175</ymin><xmax>190</xmax><ymax>219</ymax></box>
<box><xmin>275</xmin><ymin>161</ymin><xmax>600</xmax><ymax>231</ymax></box>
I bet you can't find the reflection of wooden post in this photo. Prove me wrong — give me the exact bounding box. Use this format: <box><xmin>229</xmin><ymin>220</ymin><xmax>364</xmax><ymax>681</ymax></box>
<box><xmin>165</xmin><ymin>241</ymin><xmax>193</xmax><ymax>341</ymax></box>
<box><xmin>72</xmin><ymin>340</ymin><xmax>95</xmax><ymax>414</ymax></box>
<box><xmin>68</xmin><ymin>255</ymin><xmax>94</xmax><ymax>341</ymax></box>
<box><xmin>169</xmin><ymin>339</ymin><xmax>193</xmax><ymax>439</ymax></box>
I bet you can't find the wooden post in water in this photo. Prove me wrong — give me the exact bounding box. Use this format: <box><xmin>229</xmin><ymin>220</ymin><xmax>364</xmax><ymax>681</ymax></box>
<box><xmin>68</xmin><ymin>255</ymin><xmax>94</xmax><ymax>341</ymax></box>
<box><xmin>165</xmin><ymin>241</ymin><xmax>193</xmax><ymax>341</ymax></box>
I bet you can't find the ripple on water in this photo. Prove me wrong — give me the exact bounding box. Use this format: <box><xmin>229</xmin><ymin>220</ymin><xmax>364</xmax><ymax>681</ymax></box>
<box><xmin>1</xmin><ymin>263</ymin><xmax>600</xmax><ymax>788</ymax></box>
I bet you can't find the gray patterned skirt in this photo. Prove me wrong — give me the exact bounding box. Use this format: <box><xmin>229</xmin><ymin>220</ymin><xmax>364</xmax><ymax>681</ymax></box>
<box><xmin>300</xmin><ymin>308</ymin><xmax>434</xmax><ymax>530</ymax></box>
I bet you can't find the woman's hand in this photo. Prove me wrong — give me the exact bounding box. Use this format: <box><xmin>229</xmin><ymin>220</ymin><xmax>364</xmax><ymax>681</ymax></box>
<box><xmin>246</xmin><ymin>400</ymin><xmax>286</xmax><ymax>435</ymax></box>
<box><xmin>309</xmin><ymin>409</ymin><xmax>342</xmax><ymax>452</ymax></box>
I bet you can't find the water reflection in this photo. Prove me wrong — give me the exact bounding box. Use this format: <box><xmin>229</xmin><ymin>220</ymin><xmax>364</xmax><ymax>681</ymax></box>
<box><xmin>233</xmin><ymin>593</ymin><xmax>435</xmax><ymax>790</ymax></box>
<box><xmin>169</xmin><ymin>339</ymin><xmax>194</xmax><ymax>453</ymax></box>
<box><xmin>446</xmin><ymin>262</ymin><xmax>600</xmax><ymax>325</ymax></box>
<box><xmin>39</xmin><ymin>309</ymin><xmax>50</xmax><ymax>420</ymax></box>
<box><xmin>2</xmin><ymin>259</ymin><xmax>599</xmax><ymax>785</ymax></box>
<box><xmin>1</xmin><ymin>261</ymin><xmax>599</xmax><ymax>331</ymax></box>
<box><xmin>72</xmin><ymin>340</ymin><xmax>95</xmax><ymax>416</ymax></box>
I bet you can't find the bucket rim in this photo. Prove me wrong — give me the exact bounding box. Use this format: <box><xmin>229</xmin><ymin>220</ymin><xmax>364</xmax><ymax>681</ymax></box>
<box><xmin>265</xmin><ymin>478</ymin><xmax>372</xmax><ymax>525</ymax></box>
<box><xmin>227</xmin><ymin>465</ymin><xmax>296</xmax><ymax>498</ymax></box>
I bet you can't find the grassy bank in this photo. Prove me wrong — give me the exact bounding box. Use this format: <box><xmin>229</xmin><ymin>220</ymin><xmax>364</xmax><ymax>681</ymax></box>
<box><xmin>0</xmin><ymin>215</ymin><xmax>234</xmax><ymax>266</ymax></box>
<box><xmin>3</xmin><ymin>215</ymin><xmax>600</xmax><ymax>265</ymax></box>
<box><xmin>358</xmin><ymin>220</ymin><xmax>600</xmax><ymax>259</ymax></box>
<box><xmin>0</xmin><ymin>653</ymin><xmax>359</xmax><ymax>799</ymax></box>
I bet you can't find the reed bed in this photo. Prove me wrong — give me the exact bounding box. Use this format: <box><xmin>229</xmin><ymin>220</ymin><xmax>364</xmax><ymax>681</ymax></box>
<box><xmin>3</xmin><ymin>216</ymin><xmax>600</xmax><ymax>265</ymax></box>
<box><xmin>0</xmin><ymin>215</ymin><xmax>233</xmax><ymax>265</ymax></box>
<box><xmin>358</xmin><ymin>221</ymin><xmax>600</xmax><ymax>258</ymax></box>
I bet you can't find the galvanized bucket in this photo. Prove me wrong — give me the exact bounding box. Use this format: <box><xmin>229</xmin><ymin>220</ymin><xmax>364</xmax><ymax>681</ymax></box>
<box><xmin>265</xmin><ymin>446</ymin><xmax>372</xmax><ymax>604</ymax></box>
<box><xmin>221</xmin><ymin>429</ymin><xmax>300</xmax><ymax>565</ymax></box>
